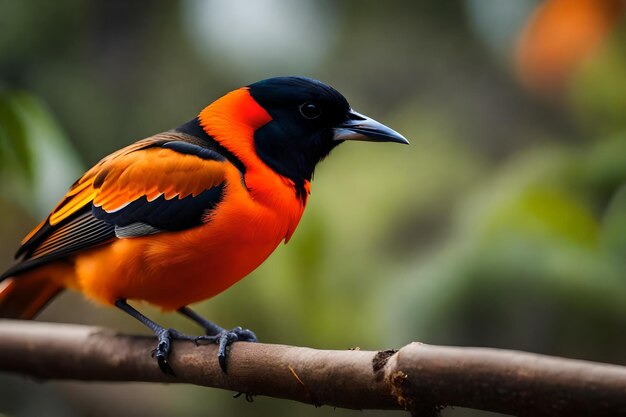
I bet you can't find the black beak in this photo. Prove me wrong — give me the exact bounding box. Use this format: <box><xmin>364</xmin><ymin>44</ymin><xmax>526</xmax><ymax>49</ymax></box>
<box><xmin>333</xmin><ymin>109</ymin><xmax>409</xmax><ymax>144</ymax></box>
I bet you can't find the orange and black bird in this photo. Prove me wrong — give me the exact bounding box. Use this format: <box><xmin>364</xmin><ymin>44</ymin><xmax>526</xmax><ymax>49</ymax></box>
<box><xmin>0</xmin><ymin>76</ymin><xmax>407</xmax><ymax>374</ymax></box>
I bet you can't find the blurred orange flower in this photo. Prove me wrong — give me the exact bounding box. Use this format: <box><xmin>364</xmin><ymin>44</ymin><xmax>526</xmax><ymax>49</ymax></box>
<box><xmin>516</xmin><ymin>0</ymin><xmax>625</xmax><ymax>95</ymax></box>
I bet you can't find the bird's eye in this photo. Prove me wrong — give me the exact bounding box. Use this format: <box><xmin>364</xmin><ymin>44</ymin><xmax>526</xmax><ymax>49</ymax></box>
<box><xmin>299</xmin><ymin>102</ymin><xmax>322</xmax><ymax>119</ymax></box>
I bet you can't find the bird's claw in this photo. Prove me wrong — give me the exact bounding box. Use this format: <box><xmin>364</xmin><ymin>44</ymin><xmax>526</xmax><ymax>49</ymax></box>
<box><xmin>217</xmin><ymin>331</ymin><xmax>237</xmax><ymax>372</ymax></box>
<box><xmin>216</xmin><ymin>327</ymin><xmax>257</xmax><ymax>372</ymax></box>
<box><xmin>231</xmin><ymin>326</ymin><xmax>258</xmax><ymax>343</ymax></box>
<box><xmin>190</xmin><ymin>327</ymin><xmax>257</xmax><ymax>372</ymax></box>
<box><xmin>153</xmin><ymin>329</ymin><xmax>176</xmax><ymax>376</ymax></box>
<box><xmin>157</xmin><ymin>354</ymin><xmax>175</xmax><ymax>376</ymax></box>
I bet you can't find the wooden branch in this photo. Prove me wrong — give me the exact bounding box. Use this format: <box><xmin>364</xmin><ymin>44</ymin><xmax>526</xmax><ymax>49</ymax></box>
<box><xmin>1</xmin><ymin>320</ymin><xmax>625</xmax><ymax>416</ymax></box>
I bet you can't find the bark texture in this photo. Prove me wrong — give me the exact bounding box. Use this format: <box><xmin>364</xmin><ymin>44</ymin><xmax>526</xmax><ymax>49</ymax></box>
<box><xmin>1</xmin><ymin>320</ymin><xmax>625</xmax><ymax>416</ymax></box>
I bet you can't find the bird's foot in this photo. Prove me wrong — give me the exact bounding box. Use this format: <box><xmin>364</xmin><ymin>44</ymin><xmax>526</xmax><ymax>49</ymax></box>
<box><xmin>152</xmin><ymin>328</ymin><xmax>177</xmax><ymax>376</ymax></box>
<box><xmin>152</xmin><ymin>326</ymin><xmax>256</xmax><ymax>374</ymax></box>
<box><xmin>193</xmin><ymin>327</ymin><xmax>257</xmax><ymax>372</ymax></box>
<box><xmin>150</xmin><ymin>327</ymin><xmax>211</xmax><ymax>375</ymax></box>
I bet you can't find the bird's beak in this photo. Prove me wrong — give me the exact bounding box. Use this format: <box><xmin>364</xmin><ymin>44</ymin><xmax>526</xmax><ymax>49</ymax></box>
<box><xmin>333</xmin><ymin>110</ymin><xmax>409</xmax><ymax>144</ymax></box>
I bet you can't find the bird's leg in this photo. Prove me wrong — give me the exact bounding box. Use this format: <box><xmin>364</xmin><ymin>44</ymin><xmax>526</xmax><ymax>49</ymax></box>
<box><xmin>177</xmin><ymin>306</ymin><xmax>257</xmax><ymax>372</ymax></box>
<box><xmin>115</xmin><ymin>298</ymin><xmax>190</xmax><ymax>376</ymax></box>
<box><xmin>177</xmin><ymin>306</ymin><xmax>225</xmax><ymax>335</ymax></box>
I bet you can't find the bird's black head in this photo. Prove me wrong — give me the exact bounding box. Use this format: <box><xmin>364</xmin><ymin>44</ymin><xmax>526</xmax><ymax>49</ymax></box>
<box><xmin>248</xmin><ymin>77</ymin><xmax>349</xmax><ymax>186</ymax></box>
<box><xmin>248</xmin><ymin>76</ymin><xmax>408</xmax><ymax>201</ymax></box>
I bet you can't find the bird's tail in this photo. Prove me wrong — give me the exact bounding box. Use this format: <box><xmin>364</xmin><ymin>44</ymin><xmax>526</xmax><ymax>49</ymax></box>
<box><xmin>0</xmin><ymin>276</ymin><xmax>63</xmax><ymax>319</ymax></box>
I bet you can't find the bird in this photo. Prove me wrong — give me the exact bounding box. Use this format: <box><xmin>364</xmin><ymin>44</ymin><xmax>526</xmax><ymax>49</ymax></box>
<box><xmin>0</xmin><ymin>76</ymin><xmax>408</xmax><ymax>374</ymax></box>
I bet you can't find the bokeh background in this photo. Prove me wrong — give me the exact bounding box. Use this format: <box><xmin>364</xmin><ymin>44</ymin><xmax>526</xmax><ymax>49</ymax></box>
<box><xmin>1</xmin><ymin>1</ymin><xmax>625</xmax><ymax>416</ymax></box>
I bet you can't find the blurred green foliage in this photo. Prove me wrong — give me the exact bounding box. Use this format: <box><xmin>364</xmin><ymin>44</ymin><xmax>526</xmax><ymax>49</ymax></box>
<box><xmin>0</xmin><ymin>92</ymin><xmax>34</xmax><ymax>182</ymax></box>
<box><xmin>388</xmin><ymin>140</ymin><xmax>626</xmax><ymax>362</ymax></box>
<box><xmin>0</xmin><ymin>1</ymin><xmax>624</xmax><ymax>417</ymax></box>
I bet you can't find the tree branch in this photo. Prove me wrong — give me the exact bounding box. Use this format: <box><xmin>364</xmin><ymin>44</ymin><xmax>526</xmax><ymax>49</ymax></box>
<box><xmin>1</xmin><ymin>320</ymin><xmax>625</xmax><ymax>416</ymax></box>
